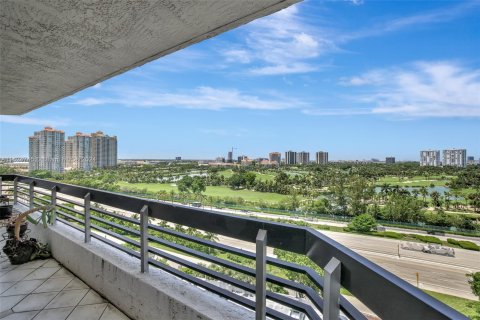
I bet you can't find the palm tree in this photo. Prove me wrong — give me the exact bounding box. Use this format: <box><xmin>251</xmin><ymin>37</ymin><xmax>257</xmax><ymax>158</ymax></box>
<box><xmin>452</xmin><ymin>189</ymin><xmax>461</xmax><ymax>209</ymax></box>
<box><xmin>380</xmin><ymin>183</ymin><xmax>390</xmax><ymax>201</ymax></box>
<box><xmin>411</xmin><ymin>189</ymin><xmax>420</xmax><ymax>199</ymax></box>
<box><xmin>419</xmin><ymin>186</ymin><xmax>428</xmax><ymax>205</ymax></box>
<box><xmin>444</xmin><ymin>191</ymin><xmax>452</xmax><ymax>210</ymax></box>
<box><xmin>431</xmin><ymin>191</ymin><xmax>442</xmax><ymax>208</ymax></box>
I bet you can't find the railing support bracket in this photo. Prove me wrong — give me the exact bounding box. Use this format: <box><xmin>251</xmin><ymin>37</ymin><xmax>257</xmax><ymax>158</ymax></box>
<box><xmin>324</xmin><ymin>257</ymin><xmax>341</xmax><ymax>320</ymax></box>
<box><xmin>84</xmin><ymin>193</ymin><xmax>91</xmax><ymax>243</ymax></box>
<box><xmin>140</xmin><ymin>205</ymin><xmax>149</xmax><ymax>273</ymax></box>
<box><xmin>256</xmin><ymin>229</ymin><xmax>267</xmax><ymax>320</ymax></box>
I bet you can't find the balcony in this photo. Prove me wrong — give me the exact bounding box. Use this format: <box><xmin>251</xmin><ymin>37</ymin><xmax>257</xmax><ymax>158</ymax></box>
<box><xmin>0</xmin><ymin>174</ymin><xmax>467</xmax><ymax>320</ymax></box>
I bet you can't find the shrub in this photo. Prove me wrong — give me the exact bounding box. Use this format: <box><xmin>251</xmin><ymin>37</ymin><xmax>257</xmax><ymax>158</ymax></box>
<box><xmin>458</xmin><ymin>240</ymin><xmax>480</xmax><ymax>251</ymax></box>
<box><xmin>447</xmin><ymin>238</ymin><xmax>459</xmax><ymax>245</ymax></box>
<box><xmin>348</xmin><ymin>214</ymin><xmax>377</xmax><ymax>233</ymax></box>
<box><xmin>370</xmin><ymin>231</ymin><xmax>404</xmax><ymax>239</ymax></box>
<box><xmin>447</xmin><ymin>238</ymin><xmax>480</xmax><ymax>251</ymax></box>
<box><xmin>412</xmin><ymin>234</ymin><xmax>442</xmax><ymax>244</ymax></box>
<box><xmin>382</xmin><ymin>231</ymin><xmax>404</xmax><ymax>239</ymax></box>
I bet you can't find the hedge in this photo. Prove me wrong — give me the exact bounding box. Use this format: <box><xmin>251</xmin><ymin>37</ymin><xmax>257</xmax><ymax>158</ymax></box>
<box><xmin>447</xmin><ymin>238</ymin><xmax>480</xmax><ymax>251</ymax></box>
<box><xmin>412</xmin><ymin>234</ymin><xmax>442</xmax><ymax>244</ymax></box>
<box><xmin>372</xmin><ymin>231</ymin><xmax>404</xmax><ymax>239</ymax></box>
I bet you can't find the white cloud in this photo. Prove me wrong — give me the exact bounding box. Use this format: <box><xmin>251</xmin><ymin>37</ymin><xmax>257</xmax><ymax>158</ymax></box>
<box><xmin>339</xmin><ymin>70</ymin><xmax>387</xmax><ymax>86</ymax></box>
<box><xmin>249</xmin><ymin>63</ymin><xmax>318</xmax><ymax>76</ymax></box>
<box><xmin>222</xmin><ymin>49</ymin><xmax>252</xmax><ymax>64</ymax></box>
<box><xmin>75</xmin><ymin>86</ymin><xmax>307</xmax><ymax>111</ymax></box>
<box><xmin>225</xmin><ymin>5</ymin><xmax>334</xmax><ymax>76</ymax></box>
<box><xmin>348</xmin><ymin>0</ymin><xmax>364</xmax><ymax>6</ymax></box>
<box><xmin>0</xmin><ymin>115</ymin><xmax>70</xmax><ymax>126</ymax></box>
<box><xmin>342</xmin><ymin>1</ymin><xmax>480</xmax><ymax>41</ymax></box>
<box><xmin>93</xmin><ymin>83</ymin><xmax>102</xmax><ymax>89</ymax></box>
<box><xmin>341</xmin><ymin>61</ymin><xmax>480</xmax><ymax>117</ymax></box>
<box><xmin>302</xmin><ymin>108</ymin><xmax>371</xmax><ymax>116</ymax></box>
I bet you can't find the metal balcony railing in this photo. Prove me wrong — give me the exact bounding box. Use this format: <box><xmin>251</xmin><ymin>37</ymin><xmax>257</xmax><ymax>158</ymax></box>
<box><xmin>0</xmin><ymin>175</ymin><xmax>467</xmax><ymax>320</ymax></box>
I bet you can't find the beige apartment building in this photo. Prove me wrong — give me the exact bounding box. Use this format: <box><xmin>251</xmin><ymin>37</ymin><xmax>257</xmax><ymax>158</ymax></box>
<box><xmin>269</xmin><ymin>152</ymin><xmax>281</xmax><ymax>164</ymax></box>
<box><xmin>91</xmin><ymin>131</ymin><xmax>118</xmax><ymax>168</ymax></box>
<box><xmin>29</xmin><ymin>127</ymin><xmax>65</xmax><ymax>172</ymax></box>
<box><xmin>65</xmin><ymin>132</ymin><xmax>92</xmax><ymax>171</ymax></box>
<box><xmin>316</xmin><ymin>151</ymin><xmax>329</xmax><ymax>165</ymax></box>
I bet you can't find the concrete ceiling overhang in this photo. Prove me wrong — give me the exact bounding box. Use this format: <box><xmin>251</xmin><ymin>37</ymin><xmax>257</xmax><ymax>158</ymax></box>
<box><xmin>0</xmin><ymin>0</ymin><xmax>299</xmax><ymax>115</ymax></box>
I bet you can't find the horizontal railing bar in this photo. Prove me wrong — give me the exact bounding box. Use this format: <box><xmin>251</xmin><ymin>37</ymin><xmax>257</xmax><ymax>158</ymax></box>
<box><xmin>17</xmin><ymin>190</ymin><xmax>29</xmax><ymax>197</ymax></box>
<box><xmin>147</xmin><ymin>233</ymin><xmax>324</xmax><ymax>313</ymax></box>
<box><xmin>33</xmin><ymin>196</ymin><xmax>50</xmax><ymax>204</ymax></box>
<box><xmin>147</xmin><ymin>245</ymin><xmax>319</xmax><ymax>319</ymax></box>
<box><xmin>90</xmin><ymin>206</ymin><xmax>140</xmax><ymax>225</ymax></box>
<box><xmin>56</xmin><ymin>203</ymin><xmax>84</xmax><ymax>216</ymax></box>
<box><xmin>33</xmin><ymin>189</ymin><xmax>50</xmax><ymax>197</ymax></box>
<box><xmin>90</xmin><ymin>215</ymin><xmax>140</xmax><ymax>237</ymax></box>
<box><xmin>90</xmin><ymin>224</ymin><xmax>141</xmax><ymax>248</ymax></box>
<box><xmin>149</xmin><ymin>224</ymin><xmax>326</xmax><ymax>290</ymax></box>
<box><xmin>57</xmin><ymin>217</ymin><xmax>141</xmax><ymax>258</ymax></box>
<box><xmin>55</xmin><ymin>195</ymin><xmax>84</xmax><ymax>207</ymax></box>
<box><xmin>56</xmin><ymin>210</ymin><xmax>85</xmax><ymax>225</ymax></box>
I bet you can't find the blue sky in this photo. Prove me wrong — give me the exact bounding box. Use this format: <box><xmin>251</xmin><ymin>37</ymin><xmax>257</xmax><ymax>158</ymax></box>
<box><xmin>1</xmin><ymin>0</ymin><xmax>479</xmax><ymax>161</ymax></box>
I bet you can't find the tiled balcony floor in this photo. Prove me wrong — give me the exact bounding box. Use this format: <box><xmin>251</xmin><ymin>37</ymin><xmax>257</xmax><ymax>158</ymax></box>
<box><xmin>0</xmin><ymin>256</ymin><xmax>130</xmax><ymax>320</ymax></box>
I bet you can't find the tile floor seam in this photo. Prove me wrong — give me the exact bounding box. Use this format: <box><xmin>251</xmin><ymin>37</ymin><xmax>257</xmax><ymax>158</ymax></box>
<box><xmin>1</xmin><ymin>278</ymin><xmax>48</xmax><ymax>297</ymax></box>
<box><xmin>0</xmin><ymin>267</ymin><xmax>36</xmax><ymax>283</ymax></box>
<box><xmin>4</xmin><ymin>269</ymin><xmax>55</xmax><ymax>309</ymax></box>
<box><xmin>98</xmin><ymin>303</ymin><xmax>109</xmax><ymax>320</ymax></box>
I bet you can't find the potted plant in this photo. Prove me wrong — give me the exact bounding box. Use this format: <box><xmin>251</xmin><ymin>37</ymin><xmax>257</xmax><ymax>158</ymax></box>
<box><xmin>0</xmin><ymin>195</ymin><xmax>13</xmax><ymax>219</ymax></box>
<box><xmin>3</xmin><ymin>205</ymin><xmax>53</xmax><ymax>265</ymax></box>
<box><xmin>3</xmin><ymin>205</ymin><xmax>53</xmax><ymax>240</ymax></box>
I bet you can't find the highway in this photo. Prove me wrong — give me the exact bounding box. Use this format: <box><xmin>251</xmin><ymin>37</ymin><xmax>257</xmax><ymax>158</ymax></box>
<box><xmin>320</xmin><ymin>231</ymin><xmax>479</xmax><ymax>299</ymax></box>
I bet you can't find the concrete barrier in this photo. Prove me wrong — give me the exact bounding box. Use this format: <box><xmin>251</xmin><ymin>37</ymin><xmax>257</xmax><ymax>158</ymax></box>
<box><xmin>25</xmin><ymin>210</ymin><xmax>254</xmax><ymax>320</ymax></box>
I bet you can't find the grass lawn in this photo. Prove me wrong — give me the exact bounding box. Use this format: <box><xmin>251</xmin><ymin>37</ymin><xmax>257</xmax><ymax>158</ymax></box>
<box><xmin>424</xmin><ymin>290</ymin><xmax>479</xmax><ymax>318</ymax></box>
<box><xmin>376</xmin><ymin>176</ymin><xmax>450</xmax><ymax>187</ymax></box>
<box><xmin>117</xmin><ymin>181</ymin><xmax>291</xmax><ymax>203</ymax></box>
<box><xmin>218</xmin><ymin>169</ymin><xmax>276</xmax><ymax>182</ymax></box>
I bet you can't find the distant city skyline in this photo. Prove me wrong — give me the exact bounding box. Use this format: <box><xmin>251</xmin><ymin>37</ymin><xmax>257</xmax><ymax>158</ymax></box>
<box><xmin>1</xmin><ymin>1</ymin><xmax>479</xmax><ymax>160</ymax></box>
<box><xmin>3</xmin><ymin>129</ymin><xmax>479</xmax><ymax>163</ymax></box>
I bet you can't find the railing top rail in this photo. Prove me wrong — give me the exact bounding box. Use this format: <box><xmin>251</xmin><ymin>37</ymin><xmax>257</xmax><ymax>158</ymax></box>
<box><xmin>1</xmin><ymin>174</ymin><xmax>468</xmax><ymax>320</ymax></box>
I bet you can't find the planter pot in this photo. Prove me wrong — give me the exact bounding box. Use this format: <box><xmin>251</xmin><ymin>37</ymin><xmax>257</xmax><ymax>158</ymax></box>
<box><xmin>0</xmin><ymin>204</ymin><xmax>13</xmax><ymax>219</ymax></box>
<box><xmin>6</xmin><ymin>222</ymin><xmax>28</xmax><ymax>239</ymax></box>
<box><xmin>2</xmin><ymin>238</ymin><xmax>50</xmax><ymax>265</ymax></box>
<box><xmin>3</xmin><ymin>239</ymin><xmax>36</xmax><ymax>265</ymax></box>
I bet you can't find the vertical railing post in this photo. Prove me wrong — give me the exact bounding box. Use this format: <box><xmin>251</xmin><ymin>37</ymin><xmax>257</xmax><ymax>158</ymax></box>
<box><xmin>51</xmin><ymin>186</ymin><xmax>57</xmax><ymax>225</ymax></box>
<box><xmin>29</xmin><ymin>181</ymin><xmax>35</xmax><ymax>209</ymax></box>
<box><xmin>140</xmin><ymin>205</ymin><xmax>149</xmax><ymax>273</ymax></box>
<box><xmin>256</xmin><ymin>229</ymin><xmax>267</xmax><ymax>320</ymax></box>
<box><xmin>13</xmin><ymin>177</ymin><xmax>18</xmax><ymax>204</ymax></box>
<box><xmin>0</xmin><ymin>176</ymin><xmax>2</xmax><ymax>196</ymax></box>
<box><xmin>324</xmin><ymin>257</ymin><xmax>341</xmax><ymax>320</ymax></box>
<box><xmin>84</xmin><ymin>193</ymin><xmax>91</xmax><ymax>243</ymax></box>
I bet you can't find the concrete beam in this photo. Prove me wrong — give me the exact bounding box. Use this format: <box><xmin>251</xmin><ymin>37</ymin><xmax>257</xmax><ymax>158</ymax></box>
<box><xmin>0</xmin><ymin>0</ymin><xmax>299</xmax><ymax>115</ymax></box>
